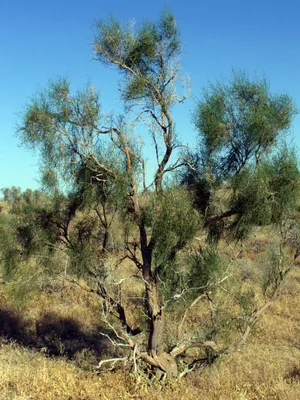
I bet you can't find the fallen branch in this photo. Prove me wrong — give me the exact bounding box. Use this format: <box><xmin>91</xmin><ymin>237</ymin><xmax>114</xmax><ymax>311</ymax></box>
<box><xmin>170</xmin><ymin>340</ymin><xmax>219</xmax><ymax>358</ymax></box>
<box><xmin>178</xmin><ymin>358</ymin><xmax>208</xmax><ymax>378</ymax></box>
<box><xmin>97</xmin><ymin>357</ymin><xmax>129</xmax><ymax>370</ymax></box>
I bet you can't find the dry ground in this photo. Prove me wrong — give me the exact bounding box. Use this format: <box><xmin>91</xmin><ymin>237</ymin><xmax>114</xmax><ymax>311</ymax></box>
<box><xmin>0</xmin><ymin>241</ymin><xmax>299</xmax><ymax>399</ymax></box>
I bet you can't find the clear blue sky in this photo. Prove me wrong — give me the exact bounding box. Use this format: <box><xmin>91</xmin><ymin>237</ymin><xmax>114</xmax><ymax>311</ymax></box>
<box><xmin>1</xmin><ymin>0</ymin><xmax>300</xmax><ymax>190</ymax></box>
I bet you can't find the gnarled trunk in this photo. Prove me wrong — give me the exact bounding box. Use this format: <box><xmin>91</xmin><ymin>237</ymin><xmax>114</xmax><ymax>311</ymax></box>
<box><xmin>145</xmin><ymin>279</ymin><xmax>178</xmax><ymax>378</ymax></box>
<box><xmin>147</xmin><ymin>280</ymin><xmax>164</xmax><ymax>356</ymax></box>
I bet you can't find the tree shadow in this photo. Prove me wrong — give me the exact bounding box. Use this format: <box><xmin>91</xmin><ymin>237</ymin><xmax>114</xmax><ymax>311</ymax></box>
<box><xmin>35</xmin><ymin>313</ymin><xmax>115</xmax><ymax>359</ymax></box>
<box><xmin>0</xmin><ymin>308</ymin><xmax>116</xmax><ymax>366</ymax></box>
<box><xmin>0</xmin><ymin>308</ymin><xmax>28</xmax><ymax>341</ymax></box>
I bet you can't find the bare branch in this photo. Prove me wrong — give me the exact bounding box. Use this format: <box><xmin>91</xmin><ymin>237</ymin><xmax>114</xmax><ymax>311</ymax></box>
<box><xmin>178</xmin><ymin>358</ymin><xmax>208</xmax><ymax>378</ymax></box>
<box><xmin>176</xmin><ymin>275</ymin><xmax>231</xmax><ymax>341</ymax></box>
<box><xmin>170</xmin><ymin>340</ymin><xmax>219</xmax><ymax>358</ymax></box>
<box><xmin>234</xmin><ymin>253</ymin><xmax>297</xmax><ymax>349</ymax></box>
<box><xmin>97</xmin><ymin>357</ymin><xmax>129</xmax><ymax>370</ymax></box>
<box><xmin>177</xmin><ymin>293</ymin><xmax>208</xmax><ymax>341</ymax></box>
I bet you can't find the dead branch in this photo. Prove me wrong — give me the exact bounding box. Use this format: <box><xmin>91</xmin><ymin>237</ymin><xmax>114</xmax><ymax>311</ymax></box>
<box><xmin>113</xmin><ymin>274</ymin><xmax>150</xmax><ymax>287</ymax></box>
<box><xmin>97</xmin><ymin>357</ymin><xmax>129</xmax><ymax>370</ymax></box>
<box><xmin>170</xmin><ymin>340</ymin><xmax>219</xmax><ymax>359</ymax></box>
<box><xmin>227</xmin><ymin>244</ymin><xmax>298</xmax><ymax>353</ymax></box>
<box><xmin>177</xmin><ymin>293</ymin><xmax>208</xmax><ymax>341</ymax></box>
<box><xmin>99</xmin><ymin>332</ymin><xmax>132</xmax><ymax>348</ymax></box>
<box><xmin>100</xmin><ymin>306</ymin><xmax>136</xmax><ymax>349</ymax></box>
<box><xmin>63</xmin><ymin>276</ymin><xmax>142</xmax><ymax>336</ymax></box>
<box><xmin>235</xmin><ymin>258</ymin><xmax>296</xmax><ymax>349</ymax></box>
<box><xmin>178</xmin><ymin>358</ymin><xmax>208</xmax><ymax>378</ymax></box>
<box><xmin>177</xmin><ymin>275</ymin><xmax>231</xmax><ymax>341</ymax></box>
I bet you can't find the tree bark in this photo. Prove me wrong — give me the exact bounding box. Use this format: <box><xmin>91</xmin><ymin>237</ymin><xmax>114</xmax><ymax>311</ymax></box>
<box><xmin>102</xmin><ymin>228</ymin><xmax>108</xmax><ymax>252</ymax></box>
<box><xmin>147</xmin><ymin>280</ymin><xmax>164</xmax><ymax>356</ymax></box>
<box><xmin>144</xmin><ymin>277</ymin><xmax>178</xmax><ymax>378</ymax></box>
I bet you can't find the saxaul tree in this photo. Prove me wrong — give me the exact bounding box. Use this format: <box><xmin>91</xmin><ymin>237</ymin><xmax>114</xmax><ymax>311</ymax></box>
<box><xmin>18</xmin><ymin>11</ymin><xmax>300</xmax><ymax>379</ymax></box>
<box><xmin>185</xmin><ymin>74</ymin><xmax>299</xmax><ymax>240</ymax></box>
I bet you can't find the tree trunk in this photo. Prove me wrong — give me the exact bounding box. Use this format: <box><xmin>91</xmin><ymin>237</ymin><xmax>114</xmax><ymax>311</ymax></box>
<box><xmin>139</xmin><ymin>221</ymin><xmax>178</xmax><ymax>377</ymax></box>
<box><xmin>102</xmin><ymin>228</ymin><xmax>108</xmax><ymax>252</ymax></box>
<box><xmin>145</xmin><ymin>279</ymin><xmax>178</xmax><ymax>378</ymax></box>
<box><xmin>147</xmin><ymin>281</ymin><xmax>164</xmax><ymax>356</ymax></box>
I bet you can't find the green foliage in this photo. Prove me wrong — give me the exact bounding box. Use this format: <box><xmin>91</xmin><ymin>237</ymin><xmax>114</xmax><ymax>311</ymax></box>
<box><xmin>19</xmin><ymin>79</ymin><xmax>110</xmax><ymax>186</ymax></box>
<box><xmin>236</xmin><ymin>287</ymin><xmax>257</xmax><ymax>318</ymax></box>
<box><xmin>67</xmin><ymin>244</ymin><xmax>98</xmax><ymax>279</ymax></box>
<box><xmin>185</xmin><ymin>72</ymin><xmax>299</xmax><ymax>241</ymax></box>
<box><xmin>181</xmin><ymin>168</ymin><xmax>219</xmax><ymax>216</ymax></box>
<box><xmin>94</xmin><ymin>10</ymin><xmax>180</xmax><ymax>107</ymax></box>
<box><xmin>266</xmin><ymin>146</ymin><xmax>300</xmax><ymax>221</ymax></box>
<box><xmin>150</xmin><ymin>188</ymin><xmax>201</xmax><ymax>266</ymax></box>
<box><xmin>0</xmin><ymin>187</ymin><xmax>55</xmax><ymax>282</ymax></box>
<box><xmin>18</xmin><ymin>78</ymin><xmax>143</xmax><ymax>209</ymax></box>
<box><xmin>229</xmin><ymin>147</ymin><xmax>300</xmax><ymax>240</ymax></box>
<box><xmin>193</xmin><ymin>72</ymin><xmax>296</xmax><ymax>178</ymax></box>
<box><xmin>0</xmin><ymin>204</ymin><xmax>66</xmax><ymax>308</ymax></box>
<box><xmin>74</xmin><ymin>158</ymin><xmax>129</xmax><ymax>218</ymax></box>
<box><xmin>186</xmin><ymin>245</ymin><xmax>225</xmax><ymax>297</ymax></box>
<box><xmin>1</xmin><ymin>186</ymin><xmax>22</xmax><ymax>203</ymax></box>
<box><xmin>259</xmin><ymin>239</ymin><xmax>293</xmax><ymax>296</ymax></box>
<box><xmin>0</xmin><ymin>214</ymin><xmax>22</xmax><ymax>279</ymax></box>
<box><xmin>137</xmin><ymin>188</ymin><xmax>202</xmax><ymax>302</ymax></box>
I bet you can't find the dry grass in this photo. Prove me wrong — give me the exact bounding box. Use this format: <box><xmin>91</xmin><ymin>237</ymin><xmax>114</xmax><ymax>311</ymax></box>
<box><xmin>0</xmin><ymin>229</ymin><xmax>300</xmax><ymax>399</ymax></box>
<box><xmin>0</xmin><ymin>342</ymin><xmax>137</xmax><ymax>400</ymax></box>
<box><xmin>0</xmin><ymin>337</ymin><xmax>299</xmax><ymax>400</ymax></box>
<box><xmin>0</xmin><ymin>268</ymin><xmax>299</xmax><ymax>400</ymax></box>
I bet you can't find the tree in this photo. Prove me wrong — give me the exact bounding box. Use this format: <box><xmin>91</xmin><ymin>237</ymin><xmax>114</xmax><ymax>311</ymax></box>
<box><xmin>1</xmin><ymin>186</ymin><xmax>22</xmax><ymax>204</ymax></box>
<box><xmin>184</xmin><ymin>73</ymin><xmax>298</xmax><ymax>240</ymax></box>
<box><xmin>17</xmin><ymin>12</ymin><xmax>300</xmax><ymax>379</ymax></box>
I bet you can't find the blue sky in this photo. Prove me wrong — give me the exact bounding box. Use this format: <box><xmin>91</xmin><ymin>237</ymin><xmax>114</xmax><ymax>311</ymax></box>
<box><xmin>1</xmin><ymin>0</ymin><xmax>300</xmax><ymax>190</ymax></box>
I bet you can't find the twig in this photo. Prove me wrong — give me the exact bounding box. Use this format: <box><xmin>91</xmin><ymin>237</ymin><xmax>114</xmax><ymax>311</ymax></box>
<box><xmin>97</xmin><ymin>357</ymin><xmax>128</xmax><ymax>370</ymax></box>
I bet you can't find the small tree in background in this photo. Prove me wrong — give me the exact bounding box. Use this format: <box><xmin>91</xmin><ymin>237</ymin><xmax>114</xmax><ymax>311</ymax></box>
<box><xmin>15</xmin><ymin>11</ymin><xmax>300</xmax><ymax>379</ymax></box>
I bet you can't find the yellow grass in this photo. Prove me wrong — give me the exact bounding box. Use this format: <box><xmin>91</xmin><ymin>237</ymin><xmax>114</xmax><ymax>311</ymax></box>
<box><xmin>0</xmin><ymin>229</ymin><xmax>300</xmax><ymax>399</ymax></box>
<box><xmin>0</xmin><ymin>342</ymin><xmax>136</xmax><ymax>400</ymax></box>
